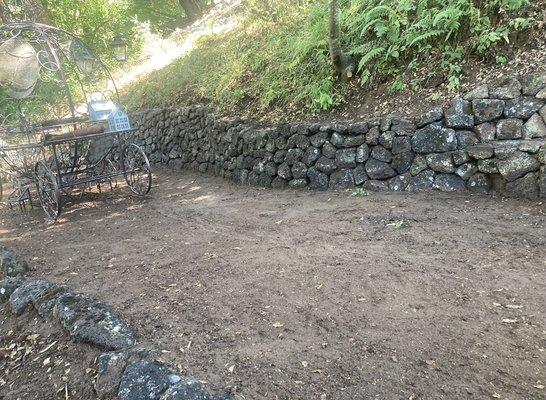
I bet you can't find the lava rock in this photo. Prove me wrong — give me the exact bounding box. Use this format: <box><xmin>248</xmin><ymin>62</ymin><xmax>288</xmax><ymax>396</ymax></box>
<box><xmin>315</xmin><ymin>157</ymin><xmax>337</xmax><ymax>174</ymax></box>
<box><xmin>284</xmin><ymin>148</ymin><xmax>304</xmax><ymax>166</ymax></box>
<box><xmin>490</xmin><ymin>77</ymin><xmax>522</xmax><ymax>99</ymax></box>
<box><xmin>330</xmin><ymin>132</ymin><xmax>344</xmax><ymax>147</ymax></box>
<box><xmin>391</xmin><ymin>137</ymin><xmax>411</xmax><ymax>155</ymax></box>
<box><xmin>9</xmin><ymin>280</ymin><xmax>53</xmax><ymax>315</ymax></box>
<box><xmin>271</xmin><ymin>177</ymin><xmax>288</xmax><ymax>189</ymax></box>
<box><xmin>407</xmin><ymin>170</ymin><xmax>435</xmax><ymax>192</ymax></box>
<box><xmin>343</xmin><ymin>135</ymin><xmax>366</xmax><ymax>148</ymax></box>
<box><xmin>452</xmin><ymin>150</ymin><xmax>470</xmax><ymax>166</ymax></box>
<box><xmin>426</xmin><ymin>153</ymin><xmax>455</xmax><ymax>173</ymax></box>
<box><xmin>505</xmin><ymin>172</ymin><xmax>539</xmax><ymax>198</ymax></box>
<box><xmin>456</xmin><ymin>163</ymin><xmax>478</xmax><ymax>180</ymax></box>
<box><xmin>474</xmin><ymin>123</ymin><xmax>496</xmax><ymax>142</ymax></box>
<box><xmin>159</xmin><ymin>378</ymin><xmax>211</xmax><ymax>400</ymax></box>
<box><xmin>467</xmin><ymin>144</ymin><xmax>494</xmax><ymax>160</ymax></box>
<box><xmin>415</xmin><ymin>108</ymin><xmax>443</xmax><ymax>128</ymax></box>
<box><xmin>302</xmin><ymin>147</ymin><xmax>321</xmax><ymax>166</ymax></box>
<box><xmin>467</xmin><ymin>173</ymin><xmax>492</xmax><ymax>194</ymax></box>
<box><xmin>504</xmin><ymin>97</ymin><xmax>545</xmax><ymax>119</ymax></box>
<box><xmin>0</xmin><ymin>246</ymin><xmax>29</xmax><ymax>278</ymax></box>
<box><xmin>464</xmin><ymin>84</ymin><xmax>489</xmax><ymax>100</ymax></box>
<box><xmin>353</xmin><ymin>165</ymin><xmax>368</xmax><ymax>185</ymax></box>
<box><xmin>472</xmin><ymin>99</ymin><xmax>505</xmax><ymax>123</ymax></box>
<box><xmin>444</xmin><ymin>98</ymin><xmax>474</xmax><ymax>129</ymax></box>
<box><xmin>379</xmin><ymin>131</ymin><xmax>395</xmax><ymax>149</ymax></box>
<box><xmin>291</xmin><ymin>162</ymin><xmax>308</xmax><ymax>180</ymax></box>
<box><xmin>391</xmin><ymin>152</ymin><xmax>414</xmax><ymax>174</ymax></box>
<box><xmin>365</xmin><ymin>159</ymin><xmax>396</xmax><ymax>180</ymax></box>
<box><xmin>410</xmin><ymin>155</ymin><xmax>428</xmax><ymax>176</ymax></box>
<box><xmin>388</xmin><ymin>174</ymin><xmax>410</xmax><ymax>191</ymax></box>
<box><xmin>363</xmin><ymin>180</ymin><xmax>389</xmax><ymax>191</ymax></box>
<box><xmin>497</xmin><ymin>151</ymin><xmax>540</xmax><ymax>181</ymax></box>
<box><xmin>521</xmin><ymin>71</ymin><xmax>546</xmax><ymax>96</ymax></box>
<box><xmin>370</xmin><ymin>146</ymin><xmax>392</xmax><ymax>163</ymax></box>
<box><xmin>335</xmin><ymin>148</ymin><xmax>357</xmax><ymax>168</ymax></box>
<box><xmin>523</xmin><ymin>113</ymin><xmax>546</xmax><ymax>139</ymax></box>
<box><xmin>322</xmin><ymin>142</ymin><xmax>337</xmax><ymax>159</ymax></box>
<box><xmin>288</xmin><ymin>178</ymin><xmax>308</xmax><ymax>189</ymax></box>
<box><xmin>365</xmin><ymin>127</ymin><xmax>380</xmax><ymax>145</ymax></box>
<box><xmin>96</xmin><ymin>347</ymin><xmax>159</xmax><ymax>400</ymax></box>
<box><xmin>118</xmin><ymin>360</ymin><xmax>172</xmax><ymax>400</ymax></box>
<box><xmin>349</xmin><ymin>122</ymin><xmax>369</xmax><ymax>135</ymax></box>
<box><xmin>277</xmin><ymin>163</ymin><xmax>292</xmax><ymax>180</ymax></box>
<box><xmin>412</xmin><ymin>125</ymin><xmax>457</xmax><ymax>153</ymax></box>
<box><xmin>309</xmin><ymin>132</ymin><xmax>328</xmax><ymax>147</ymax></box>
<box><xmin>355</xmin><ymin>144</ymin><xmax>370</xmax><ymax>163</ymax></box>
<box><xmin>496</xmin><ymin>118</ymin><xmax>523</xmax><ymax>140</ymax></box>
<box><xmin>54</xmin><ymin>292</ymin><xmax>135</xmax><ymax>350</ymax></box>
<box><xmin>478</xmin><ymin>159</ymin><xmax>498</xmax><ymax>174</ymax></box>
<box><xmin>0</xmin><ymin>277</ymin><xmax>24</xmax><ymax>302</ymax></box>
<box><xmin>329</xmin><ymin>169</ymin><xmax>355</xmax><ymax>190</ymax></box>
<box><xmin>391</xmin><ymin>118</ymin><xmax>416</xmax><ymax>136</ymax></box>
<box><xmin>455</xmin><ymin>130</ymin><xmax>478</xmax><ymax>149</ymax></box>
<box><xmin>433</xmin><ymin>174</ymin><xmax>466</xmax><ymax>192</ymax></box>
<box><xmin>307</xmin><ymin>167</ymin><xmax>329</xmax><ymax>191</ymax></box>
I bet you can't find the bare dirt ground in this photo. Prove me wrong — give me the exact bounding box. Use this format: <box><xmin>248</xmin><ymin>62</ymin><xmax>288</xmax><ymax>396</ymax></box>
<box><xmin>1</xmin><ymin>168</ymin><xmax>545</xmax><ymax>400</ymax></box>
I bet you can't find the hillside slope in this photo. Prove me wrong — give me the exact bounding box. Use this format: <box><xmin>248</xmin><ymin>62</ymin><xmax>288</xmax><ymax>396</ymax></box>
<box><xmin>122</xmin><ymin>0</ymin><xmax>546</xmax><ymax>123</ymax></box>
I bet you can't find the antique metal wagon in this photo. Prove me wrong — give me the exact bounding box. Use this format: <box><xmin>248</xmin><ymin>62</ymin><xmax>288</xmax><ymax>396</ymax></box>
<box><xmin>0</xmin><ymin>19</ymin><xmax>152</xmax><ymax>220</ymax></box>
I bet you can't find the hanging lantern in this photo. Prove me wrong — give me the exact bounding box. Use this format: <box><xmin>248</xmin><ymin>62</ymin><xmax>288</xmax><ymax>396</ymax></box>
<box><xmin>69</xmin><ymin>39</ymin><xmax>96</xmax><ymax>75</ymax></box>
<box><xmin>0</xmin><ymin>37</ymin><xmax>40</xmax><ymax>99</ymax></box>
<box><xmin>111</xmin><ymin>35</ymin><xmax>128</xmax><ymax>62</ymax></box>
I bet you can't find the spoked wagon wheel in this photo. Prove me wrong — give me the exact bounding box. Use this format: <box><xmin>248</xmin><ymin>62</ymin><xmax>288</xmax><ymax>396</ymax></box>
<box><xmin>35</xmin><ymin>161</ymin><xmax>61</xmax><ymax>220</ymax></box>
<box><xmin>122</xmin><ymin>144</ymin><xmax>151</xmax><ymax>196</ymax></box>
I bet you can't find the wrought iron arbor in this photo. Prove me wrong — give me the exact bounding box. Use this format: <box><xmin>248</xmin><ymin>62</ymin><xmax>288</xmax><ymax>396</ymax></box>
<box><xmin>0</xmin><ymin>13</ymin><xmax>152</xmax><ymax>219</ymax></box>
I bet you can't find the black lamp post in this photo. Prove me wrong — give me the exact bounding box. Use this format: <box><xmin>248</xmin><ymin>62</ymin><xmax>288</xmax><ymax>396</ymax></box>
<box><xmin>111</xmin><ymin>35</ymin><xmax>128</xmax><ymax>62</ymax></box>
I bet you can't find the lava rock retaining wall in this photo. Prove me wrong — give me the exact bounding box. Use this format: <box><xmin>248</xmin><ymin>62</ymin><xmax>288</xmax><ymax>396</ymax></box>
<box><xmin>132</xmin><ymin>72</ymin><xmax>546</xmax><ymax>198</ymax></box>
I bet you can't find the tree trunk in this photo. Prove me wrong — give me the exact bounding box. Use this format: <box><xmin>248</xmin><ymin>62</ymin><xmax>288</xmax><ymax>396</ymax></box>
<box><xmin>328</xmin><ymin>0</ymin><xmax>354</xmax><ymax>80</ymax></box>
<box><xmin>178</xmin><ymin>0</ymin><xmax>204</xmax><ymax>22</ymax></box>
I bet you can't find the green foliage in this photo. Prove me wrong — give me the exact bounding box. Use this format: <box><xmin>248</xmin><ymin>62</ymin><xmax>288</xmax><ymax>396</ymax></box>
<box><xmin>344</xmin><ymin>0</ymin><xmax>534</xmax><ymax>91</ymax></box>
<box><xmin>125</xmin><ymin>0</ymin><xmax>538</xmax><ymax>113</ymax></box>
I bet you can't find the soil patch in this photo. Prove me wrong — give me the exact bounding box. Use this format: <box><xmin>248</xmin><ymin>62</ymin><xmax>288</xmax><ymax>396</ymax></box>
<box><xmin>1</xmin><ymin>168</ymin><xmax>545</xmax><ymax>399</ymax></box>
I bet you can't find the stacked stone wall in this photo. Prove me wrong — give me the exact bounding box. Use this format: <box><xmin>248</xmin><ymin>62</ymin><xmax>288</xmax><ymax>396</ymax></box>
<box><xmin>132</xmin><ymin>72</ymin><xmax>546</xmax><ymax>198</ymax></box>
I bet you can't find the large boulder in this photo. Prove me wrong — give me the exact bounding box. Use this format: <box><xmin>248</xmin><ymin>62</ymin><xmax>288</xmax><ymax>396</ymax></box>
<box><xmin>497</xmin><ymin>151</ymin><xmax>540</xmax><ymax>182</ymax></box>
<box><xmin>0</xmin><ymin>246</ymin><xmax>29</xmax><ymax>277</ymax></box>
<box><xmin>411</xmin><ymin>125</ymin><xmax>457</xmax><ymax>153</ymax></box>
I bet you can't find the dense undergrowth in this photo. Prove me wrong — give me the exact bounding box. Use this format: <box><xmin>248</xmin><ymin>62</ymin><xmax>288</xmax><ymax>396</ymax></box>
<box><xmin>124</xmin><ymin>0</ymin><xmax>543</xmax><ymax>116</ymax></box>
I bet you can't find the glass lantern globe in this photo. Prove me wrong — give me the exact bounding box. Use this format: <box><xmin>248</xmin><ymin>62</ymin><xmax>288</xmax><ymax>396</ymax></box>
<box><xmin>111</xmin><ymin>35</ymin><xmax>128</xmax><ymax>62</ymax></box>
